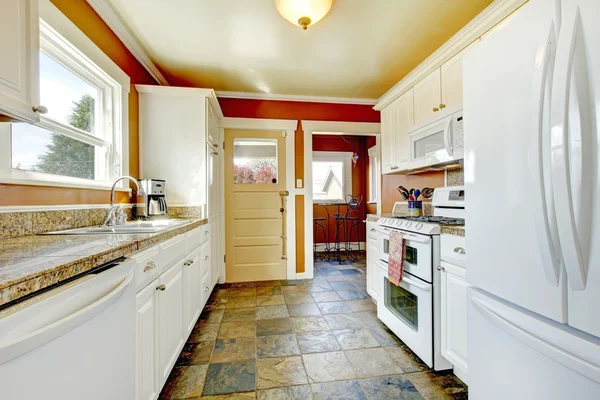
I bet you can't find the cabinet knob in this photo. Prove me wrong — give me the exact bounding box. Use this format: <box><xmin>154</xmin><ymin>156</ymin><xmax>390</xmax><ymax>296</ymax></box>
<box><xmin>205</xmin><ymin>231</ymin><xmax>209</xmax><ymax>235</ymax></box>
<box><xmin>433</xmin><ymin>107</ymin><xmax>439</xmax><ymax>112</ymax></box>
<box><xmin>453</xmin><ymin>247</ymin><xmax>466</xmax><ymax>255</ymax></box>
<box><xmin>205</xmin><ymin>286</ymin><xmax>209</xmax><ymax>292</ymax></box>
<box><xmin>437</xmin><ymin>266</ymin><xmax>445</xmax><ymax>271</ymax></box>
<box><xmin>370</xmin><ymin>228</ymin><xmax>376</xmax><ymax>232</ymax></box>
<box><xmin>440</xmin><ymin>104</ymin><xmax>446</xmax><ymax>109</ymax></box>
<box><xmin>143</xmin><ymin>261</ymin><xmax>156</xmax><ymax>272</ymax></box>
<box><xmin>32</xmin><ymin>105</ymin><xmax>48</xmax><ymax>114</ymax></box>
<box><xmin>156</xmin><ymin>284</ymin><xmax>166</xmax><ymax>291</ymax></box>
<box><xmin>205</xmin><ymin>255</ymin><xmax>209</xmax><ymax>260</ymax></box>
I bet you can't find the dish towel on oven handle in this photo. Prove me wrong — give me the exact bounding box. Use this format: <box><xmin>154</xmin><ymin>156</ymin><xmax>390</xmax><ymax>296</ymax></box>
<box><xmin>388</xmin><ymin>230</ymin><xmax>406</xmax><ymax>286</ymax></box>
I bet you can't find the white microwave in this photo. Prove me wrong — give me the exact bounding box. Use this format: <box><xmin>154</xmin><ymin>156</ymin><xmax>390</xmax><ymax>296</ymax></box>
<box><xmin>408</xmin><ymin>109</ymin><xmax>464</xmax><ymax>169</ymax></box>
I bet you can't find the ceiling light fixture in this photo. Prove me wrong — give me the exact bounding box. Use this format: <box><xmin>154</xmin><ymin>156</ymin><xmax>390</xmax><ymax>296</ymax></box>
<box><xmin>275</xmin><ymin>0</ymin><xmax>334</xmax><ymax>30</ymax></box>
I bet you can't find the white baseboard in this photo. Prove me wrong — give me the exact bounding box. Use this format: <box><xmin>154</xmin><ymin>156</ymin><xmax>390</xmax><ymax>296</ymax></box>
<box><xmin>295</xmin><ymin>271</ymin><xmax>314</xmax><ymax>280</ymax></box>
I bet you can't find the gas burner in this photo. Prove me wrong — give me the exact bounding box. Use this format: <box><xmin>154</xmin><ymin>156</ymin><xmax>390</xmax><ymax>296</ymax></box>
<box><xmin>402</xmin><ymin>216</ymin><xmax>465</xmax><ymax>225</ymax></box>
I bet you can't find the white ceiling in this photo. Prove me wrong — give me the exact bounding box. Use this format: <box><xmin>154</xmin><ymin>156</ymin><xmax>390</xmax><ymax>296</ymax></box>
<box><xmin>106</xmin><ymin>0</ymin><xmax>493</xmax><ymax>99</ymax></box>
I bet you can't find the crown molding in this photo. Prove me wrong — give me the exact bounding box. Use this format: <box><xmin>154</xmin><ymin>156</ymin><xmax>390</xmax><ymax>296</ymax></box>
<box><xmin>215</xmin><ymin>90</ymin><xmax>378</xmax><ymax>106</ymax></box>
<box><xmin>374</xmin><ymin>0</ymin><xmax>526</xmax><ymax>110</ymax></box>
<box><xmin>85</xmin><ymin>0</ymin><xmax>170</xmax><ymax>86</ymax></box>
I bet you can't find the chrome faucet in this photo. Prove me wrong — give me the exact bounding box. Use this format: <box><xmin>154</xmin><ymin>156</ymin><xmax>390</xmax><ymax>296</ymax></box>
<box><xmin>103</xmin><ymin>176</ymin><xmax>142</xmax><ymax>226</ymax></box>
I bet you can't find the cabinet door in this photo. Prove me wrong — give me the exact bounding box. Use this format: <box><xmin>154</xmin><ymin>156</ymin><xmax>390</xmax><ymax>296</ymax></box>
<box><xmin>136</xmin><ymin>280</ymin><xmax>159</xmax><ymax>400</ymax></box>
<box><xmin>440</xmin><ymin>261</ymin><xmax>469</xmax><ymax>381</ymax></box>
<box><xmin>366</xmin><ymin>241</ymin><xmax>378</xmax><ymax>299</ymax></box>
<box><xmin>183</xmin><ymin>248</ymin><xmax>202</xmax><ymax>335</ymax></box>
<box><xmin>380</xmin><ymin>105</ymin><xmax>396</xmax><ymax>174</ymax></box>
<box><xmin>157</xmin><ymin>262</ymin><xmax>185</xmax><ymax>387</ymax></box>
<box><xmin>441</xmin><ymin>41</ymin><xmax>480</xmax><ymax>110</ymax></box>
<box><xmin>413</xmin><ymin>68</ymin><xmax>442</xmax><ymax>124</ymax></box>
<box><xmin>0</xmin><ymin>0</ymin><xmax>39</xmax><ymax>122</ymax></box>
<box><xmin>211</xmin><ymin>224</ymin><xmax>219</xmax><ymax>286</ymax></box>
<box><xmin>392</xmin><ymin>89</ymin><xmax>414</xmax><ymax>168</ymax></box>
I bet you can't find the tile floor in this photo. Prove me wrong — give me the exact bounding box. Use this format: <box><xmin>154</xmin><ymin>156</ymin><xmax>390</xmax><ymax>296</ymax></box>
<box><xmin>160</xmin><ymin>254</ymin><xmax>468</xmax><ymax>399</ymax></box>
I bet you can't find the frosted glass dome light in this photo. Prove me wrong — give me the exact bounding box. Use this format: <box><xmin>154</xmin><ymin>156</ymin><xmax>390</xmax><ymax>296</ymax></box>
<box><xmin>275</xmin><ymin>0</ymin><xmax>334</xmax><ymax>30</ymax></box>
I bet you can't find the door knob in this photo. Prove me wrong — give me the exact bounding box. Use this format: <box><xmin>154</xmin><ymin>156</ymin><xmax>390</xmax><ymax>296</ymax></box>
<box><xmin>156</xmin><ymin>284</ymin><xmax>166</xmax><ymax>291</ymax></box>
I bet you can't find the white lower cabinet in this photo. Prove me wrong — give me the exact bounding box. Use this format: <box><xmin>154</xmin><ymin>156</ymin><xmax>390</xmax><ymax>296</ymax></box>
<box><xmin>183</xmin><ymin>245</ymin><xmax>202</xmax><ymax>335</ymax></box>
<box><xmin>366</xmin><ymin>220</ymin><xmax>379</xmax><ymax>300</ymax></box>
<box><xmin>136</xmin><ymin>280</ymin><xmax>159</xmax><ymax>400</ymax></box>
<box><xmin>440</xmin><ymin>260</ymin><xmax>470</xmax><ymax>383</ymax></box>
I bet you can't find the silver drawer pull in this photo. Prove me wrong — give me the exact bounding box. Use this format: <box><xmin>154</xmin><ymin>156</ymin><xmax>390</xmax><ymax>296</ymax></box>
<box><xmin>370</xmin><ymin>228</ymin><xmax>376</xmax><ymax>232</ymax></box>
<box><xmin>205</xmin><ymin>286</ymin><xmax>209</xmax><ymax>292</ymax></box>
<box><xmin>205</xmin><ymin>230</ymin><xmax>209</xmax><ymax>235</ymax></box>
<box><xmin>156</xmin><ymin>284</ymin><xmax>166</xmax><ymax>291</ymax></box>
<box><xmin>205</xmin><ymin>255</ymin><xmax>209</xmax><ymax>260</ymax></box>
<box><xmin>453</xmin><ymin>247</ymin><xmax>466</xmax><ymax>255</ymax></box>
<box><xmin>143</xmin><ymin>261</ymin><xmax>156</xmax><ymax>272</ymax></box>
<box><xmin>437</xmin><ymin>266</ymin><xmax>445</xmax><ymax>271</ymax></box>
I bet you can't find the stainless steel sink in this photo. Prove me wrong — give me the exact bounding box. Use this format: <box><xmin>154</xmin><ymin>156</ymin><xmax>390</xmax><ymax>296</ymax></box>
<box><xmin>42</xmin><ymin>220</ymin><xmax>192</xmax><ymax>235</ymax></box>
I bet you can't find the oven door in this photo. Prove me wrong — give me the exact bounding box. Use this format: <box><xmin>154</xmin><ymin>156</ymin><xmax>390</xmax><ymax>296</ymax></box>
<box><xmin>376</xmin><ymin>260</ymin><xmax>433</xmax><ymax>367</ymax></box>
<box><xmin>376</xmin><ymin>226</ymin><xmax>433</xmax><ymax>283</ymax></box>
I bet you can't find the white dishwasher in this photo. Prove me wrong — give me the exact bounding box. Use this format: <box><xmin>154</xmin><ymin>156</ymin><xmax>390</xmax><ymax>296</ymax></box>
<box><xmin>0</xmin><ymin>258</ymin><xmax>136</xmax><ymax>400</ymax></box>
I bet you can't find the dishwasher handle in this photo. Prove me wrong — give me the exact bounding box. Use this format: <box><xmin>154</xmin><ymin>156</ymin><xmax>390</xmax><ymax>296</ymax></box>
<box><xmin>0</xmin><ymin>271</ymin><xmax>134</xmax><ymax>365</ymax></box>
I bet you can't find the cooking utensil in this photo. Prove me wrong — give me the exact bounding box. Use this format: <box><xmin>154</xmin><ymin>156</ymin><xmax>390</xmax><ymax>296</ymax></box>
<box><xmin>414</xmin><ymin>189</ymin><xmax>421</xmax><ymax>200</ymax></box>
<box><xmin>422</xmin><ymin>187</ymin><xmax>435</xmax><ymax>199</ymax></box>
<box><xmin>398</xmin><ymin>186</ymin><xmax>410</xmax><ymax>197</ymax></box>
<box><xmin>397</xmin><ymin>188</ymin><xmax>409</xmax><ymax>200</ymax></box>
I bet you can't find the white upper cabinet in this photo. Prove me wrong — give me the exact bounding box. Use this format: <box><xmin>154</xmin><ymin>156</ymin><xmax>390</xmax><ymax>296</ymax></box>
<box><xmin>413</xmin><ymin>68</ymin><xmax>442</xmax><ymax>124</ymax></box>
<box><xmin>0</xmin><ymin>0</ymin><xmax>40</xmax><ymax>122</ymax></box>
<box><xmin>441</xmin><ymin>40</ymin><xmax>480</xmax><ymax>110</ymax></box>
<box><xmin>380</xmin><ymin>105</ymin><xmax>396</xmax><ymax>174</ymax></box>
<box><xmin>381</xmin><ymin>89</ymin><xmax>414</xmax><ymax>174</ymax></box>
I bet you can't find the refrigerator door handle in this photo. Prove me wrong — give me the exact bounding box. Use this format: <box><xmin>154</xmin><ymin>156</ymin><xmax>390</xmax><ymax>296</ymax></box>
<box><xmin>472</xmin><ymin>294</ymin><xmax>600</xmax><ymax>384</ymax></box>
<box><xmin>550</xmin><ymin>7</ymin><xmax>587</xmax><ymax>290</ymax></box>
<box><xmin>530</xmin><ymin>22</ymin><xmax>561</xmax><ymax>286</ymax></box>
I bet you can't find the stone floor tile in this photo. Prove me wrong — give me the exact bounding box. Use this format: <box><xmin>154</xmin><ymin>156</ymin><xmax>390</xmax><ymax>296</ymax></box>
<box><xmin>305</xmin><ymin>282</ymin><xmax>334</xmax><ymax>293</ymax></box>
<box><xmin>329</xmin><ymin>281</ymin><xmax>358</xmax><ymax>291</ymax></box>
<box><xmin>323</xmin><ymin>314</ymin><xmax>365</xmax><ymax>330</ymax></box>
<box><xmin>256</xmin><ymin>286</ymin><xmax>282</xmax><ymax>296</ymax></box>
<box><xmin>291</xmin><ymin>316</ymin><xmax>329</xmax><ymax>333</ymax></box>
<box><xmin>256</xmin><ymin>334</ymin><xmax>301</xmax><ymax>359</ymax></box>
<box><xmin>386</xmin><ymin>346</ymin><xmax>430</xmax><ymax>373</ymax></box>
<box><xmin>296</xmin><ymin>331</ymin><xmax>341</xmax><ymax>354</ymax></box>
<box><xmin>316</xmin><ymin>301</ymin><xmax>352</xmax><ymax>314</ymax></box>
<box><xmin>200</xmin><ymin>308</ymin><xmax>225</xmax><ymax>324</ymax></box>
<box><xmin>345</xmin><ymin>299</ymin><xmax>376</xmax><ymax>312</ymax></box>
<box><xmin>256</xmin><ymin>318</ymin><xmax>294</xmax><ymax>336</ymax></box>
<box><xmin>345</xmin><ymin>348</ymin><xmax>403</xmax><ymax>378</ymax></box>
<box><xmin>407</xmin><ymin>371</ymin><xmax>468</xmax><ymax>400</ymax></box>
<box><xmin>284</xmin><ymin>292</ymin><xmax>315</xmax><ymax>305</ymax></box>
<box><xmin>311</xmin><ymin>380</ymin><xmax>367</xmax><ymax>400</ymax></box>
<box><xmin>287</xmin><ymin>303</ymin><xmax>321</xmax><ymax>317</ymax></box>
<box><xmin>310</xmin><ymin>292</ymin><xmax>342</xmax><ymax>303</ymax></box>
<box><xmin>212</xmin><ymin>338</ymin><xmax>256</xmax><ymax>363</ymax></box>
<box><xmin>223</xmin><ymin>307</ymin><xmax>257</xmax><ymax>322</ymax></box>
<box><xmin>227</xmin><ymin>296</ymin><xmax>257</xmax><ymax>309</ymax></box>
<box><xmin>201</xmin><ymin>392</ymin><xmax>257</xmax><ymax>399</ymax></box>
<box><xmin>340</xmin><ymin>269</ymin><xmax>362</xmax><ymax>275</ymax></box>
<box><xmin>218</xmin><ymin>321</ymin><xmax>257</xmax><ymax>339</ymax></box>
<box><xmin>360</xmin><ymin>375</ymin><xmax>424</xmax><ymax>400</ymax></box>
<box><xmin>256</xmin><ymin>295</ymin><xmax>286</xmax><ymax>306</ymax></box>
<box><xmin>333</xmin><ymin>328</ymin><xmax>379</xmax><ymax>350</ymax></box>
<box><xmin>302</xmin><ymin>351</ymin><xmax>355</xmax><ymax>383</ymax></box>
<box><xmin>202</xmin><ymin>360</ymin><xmax>256</xmax><ymax>396</ymax></box>
<box><xmin>188</xmin><ymin>322</ymin><xmax>220</xmax><ymax>343</ymax></box>
<box><xmin>336</xmin><ymin>289</ymin><xmax>369</xmax><ymax>301</ymax></box>
<box><xmin>257</xmin><ymin>384</ymin><xmax>311</xmax><ymax>400</ymax></box>
<box><xmin>229</xmin><ymin>287</ymin><xmax>257</xmax><ymax>298</ymax></box>
<box><xmin>176</xmin><ymin>341</ymin><xmax>214</xmax><ymax>366</ymax></box>
<box><xmin>281</xmin><ymin>280</ymin><xmax>305</xmax><ymax>286</ymax></box>
<box><xmin>160</xmin><ymin>365</ymin><xmax>208</xmax><ymax>399</ymax></box>
<box><xmin>256</xmin><ymin>305</ymin><xmax>290</xmax><ymax>320</ymax></box>
<box><xmin>369</xmin><ymin>326</ymin><xmax>403</xmax><ymax>347</ymax></box>
<box><xmin>353</xmin><ymin>311</ymin><xmax>385</xmax><ymax>328</ymax></box>
<box><xmin>257</xmin><ymin>356</ymin><xmax>308</xmax><ymax>389</ymax></box>
<box><xmin>281</xmin><ymin>285</ymin><xmax>309</xmax><ymax>294</ymax></box>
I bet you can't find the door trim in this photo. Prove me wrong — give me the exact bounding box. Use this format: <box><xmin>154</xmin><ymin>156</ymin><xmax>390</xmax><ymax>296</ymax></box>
<box><xmin>219</xmin><ymin>118</ymin><xmax>298</xmax><ymax>281</ymax></box>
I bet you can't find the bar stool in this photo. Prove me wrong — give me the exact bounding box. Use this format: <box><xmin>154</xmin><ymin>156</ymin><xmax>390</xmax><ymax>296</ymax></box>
<box><xmin>339</xmin><ymin>194</ymin><xmax>363</xmax><ymax>261</ymax></box>
<box><xmin>313</xmin><ymin>217</ymin><xmax>327</xmax><ymax>259</ymax></box>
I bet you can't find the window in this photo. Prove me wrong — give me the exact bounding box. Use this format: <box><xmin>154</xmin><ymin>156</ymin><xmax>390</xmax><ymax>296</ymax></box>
<box><xmin>233</xmin><ymin>138</ymin><xmax>278</xmax><ymax>184</ymax></box>
<box><xmin>312</xmin><ymin>151</ymin><xmax>352</xmax><ymax>203</ymax></box>
<box><xmin>1</xmin><ymin>11</ymin><xmax>129</xmax><ymax>188</ymax></box>
<box><xmin>368</xmin><ymin>145</ymin><xmax>379</xmax><ymax>203</ymax></box>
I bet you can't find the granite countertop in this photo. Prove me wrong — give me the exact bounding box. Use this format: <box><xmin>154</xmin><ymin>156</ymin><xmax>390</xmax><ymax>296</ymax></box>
<box><xmin>441</xmin><ymin>225</ymin><xmax>465</xmax><ymax>237</ymax></box>
<box><xmin>0</xmin><ymin>219</ymin><xmax>208</xmax><ymax>307</ymax></box>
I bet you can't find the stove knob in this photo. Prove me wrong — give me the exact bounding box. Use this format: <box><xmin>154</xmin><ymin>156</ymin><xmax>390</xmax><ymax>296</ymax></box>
<box><xmin>396</xmin><ymin>220</ymin><xmax>403</xmax><ymax>226</ymax></box>
<box><xmin>405</xmin><ymin>222</ymin><xmax>412</xmax><ymax>228</ymax></box>
<box><xmin>415</xmin><ymin>223</ymin><xmax>423</xmax><ymax>230</ymax></box>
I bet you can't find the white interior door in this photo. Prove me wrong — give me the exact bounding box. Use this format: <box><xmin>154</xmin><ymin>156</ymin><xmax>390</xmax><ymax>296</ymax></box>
<box><xmin>464</xmin><ymin>0</ymin><xmax>566</xmax><ymax>322</ymax></box>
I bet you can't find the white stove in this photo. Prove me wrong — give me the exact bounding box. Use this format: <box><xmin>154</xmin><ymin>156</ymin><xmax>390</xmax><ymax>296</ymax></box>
<box><xmin>374</xmin><ymin>186</ymin><xmax>464</xmax><ymax>371</ymax></box>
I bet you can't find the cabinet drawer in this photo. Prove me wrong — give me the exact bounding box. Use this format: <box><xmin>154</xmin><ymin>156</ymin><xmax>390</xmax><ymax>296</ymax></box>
<box><xmin>199</xmin><ymin>239</ymin><xmax>211</xmax><ymax>278</ymax></box>
<box><xmin>201</xmin><ymin>268</ymin><xmax>212</xmax><ymax>306</ymax></box>
<box><xmin>187</xmin><ymin>225</ymin><xmax>210</xmax><ymax>252</ymax></box>
<box><xmin>367</xmin><ymin>221</ymin><xmax>377</xmax><ymax>241</ymax></box>
<box><xmin>441</xmin><ymin>234</ymin><xmax>466</xmax><ymax>267</ymax></box>
<box><xmin>132</xmin><ymin>246</ymin><xmax>161</xmax><ymax>291</ymax></box>
<box><xmin>160</xmin><ymin>234</ymin><xmax>186</xmax><ymax>268</ymax></box>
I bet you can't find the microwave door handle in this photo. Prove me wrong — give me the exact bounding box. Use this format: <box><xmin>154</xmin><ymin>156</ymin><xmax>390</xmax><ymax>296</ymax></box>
<box><xmin>443</xmin><ymin>117</ymin><xmax>453</xmax><ymax>157</ymax></box>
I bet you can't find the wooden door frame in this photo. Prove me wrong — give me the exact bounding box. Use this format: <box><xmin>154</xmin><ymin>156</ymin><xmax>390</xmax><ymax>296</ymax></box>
<box><xmin>218</xmin><ymin>118</ymin><xmax>298</xmax><ymax>282</ymax></box>
<box><xmin>302</xmin><ymin>121</ymin><xmax>381</xmax><ymax>279</ymax></box>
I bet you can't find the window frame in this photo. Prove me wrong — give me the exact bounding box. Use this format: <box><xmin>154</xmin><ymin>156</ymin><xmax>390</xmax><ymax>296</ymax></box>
<box><xmin>0</xmin><ymin>0</ymin><xmax>130</xmax><ymax>190</ymax></box>
<box><xmin>312</xmin><ymin>151</ymin><xmax>353</xmax><ymax>204</ymax></box>
<box><xmin>368</xmin><ymin>145</ymin><xmax>379</xmax><ymax>203</ymax></box>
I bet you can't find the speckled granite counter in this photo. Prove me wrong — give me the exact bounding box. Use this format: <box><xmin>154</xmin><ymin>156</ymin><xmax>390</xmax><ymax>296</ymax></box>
<box><xmin>0</xmin><ymin>219</ymin><xmax>208</xmax><ymax>307</ymax></box>
<box><xmin>441</xmin><ymin>225</ymin><xmax>465</xmax><ymax>236</ymax></box>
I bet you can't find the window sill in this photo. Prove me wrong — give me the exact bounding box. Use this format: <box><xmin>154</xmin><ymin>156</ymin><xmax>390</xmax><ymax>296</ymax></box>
<box><xmin>0</xmin><ymin>177</ymin><xmax>131</xmax><ymax>192</ymax></box>
<box><xmin>367</xmin><ymin>201</ymin><xmax>378</xmax><ymax>204</ymax></box>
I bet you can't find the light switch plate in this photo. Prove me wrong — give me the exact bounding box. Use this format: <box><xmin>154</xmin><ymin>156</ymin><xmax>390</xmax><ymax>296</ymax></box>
<box><xmin>296</xmin><ymin>179</ymin><xmax>303</xmax><ymax>188</ymax></box>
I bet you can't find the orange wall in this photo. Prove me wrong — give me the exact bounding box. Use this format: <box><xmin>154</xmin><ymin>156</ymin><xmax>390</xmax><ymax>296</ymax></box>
<box><xmin>0</xmin><ymin>0</ymin><xmax>157</xmax><ymax>206</ymax></box>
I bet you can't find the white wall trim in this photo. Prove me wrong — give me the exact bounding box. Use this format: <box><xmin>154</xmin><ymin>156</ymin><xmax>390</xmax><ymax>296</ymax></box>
<box><xmin>135</xmin><ymin>85</ymin><xmax>224</xmax><ymax>118</ymax></box>
<box><xmin>219</xmin><ymin>117</ymin><xmax>298</xmax><ymax>132</ymax></box>
<box><xmin>85</xmin><ymin>0</ymin><xmax>170</xmax><ymax>86</ymax></box>
<box><xmin>302</xmin><ymin>121</ymin><xmax>381</xmax><ymax>135</ymax></box>
<box><xmin>0</xmin><ymin>203</ymin><xmax>134</xmax><ymax>213</ymax></box>
<box><xmin>374</xmin><ymin>0</ymin><xmax>527</xmax><ymax>110</ymax></box>
<box><xmin>216</xmin><ymin>91</ymin><xmax>378</xmax><ymax>106</ymax></box>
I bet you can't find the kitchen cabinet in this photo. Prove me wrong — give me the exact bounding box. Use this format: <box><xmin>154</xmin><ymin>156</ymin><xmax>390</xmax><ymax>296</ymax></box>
<box><xmin>413</xmin><ymin>68</ymin><xmax>442</xmax><ymax>124</ymax></box>
<box><xmin>136</xmin><ymin>280</ymin><xmax>159</xmax><ymax>400</ymax></box>
<box><xmin>440</xmin><ymin>261</ymin><xmax>469</xmax><ymax>382</ymax></box>
<box><xmin>366</xmin><ymin>220</ymin><xmax>379</xmax><ymax>299</ymax></box>
<box><xmin>381</xmin><ymin>89</ymin><xmax>414</xmax><ymax>174</ymax></box>
<box><xmin>0</xmin><ymin>0</ymin><xmax>40</xmax><ymax>122</ymax></box>
<box><xmin>441</xmin><ymin>41</ymin><xmax>480</xmax><ymax>110</ymax></box>
<box><xmin>183</xmin><ymin>245</ymin><xmax>203</xmax><ymax>335</ymax></box>
<box><xmin>157</xmin><ymin>261</ymin><xmax>185</xmax><ymax>388</ymax></box>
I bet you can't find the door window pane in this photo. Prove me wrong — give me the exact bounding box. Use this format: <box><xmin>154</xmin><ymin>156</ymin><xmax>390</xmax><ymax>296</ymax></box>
<box><xmin>384</xmin><ymin>278</ymin><xmax>419</xmax><ymax>331</ymax></box>
<box><xmin>313</xmin><ymin>161</ymin><xmax>344</xmax><ymax>201</ymax></box>
<box><xmin>11</xmin><ymin>123</ymin><xmax>99</xmax><ymax>180</ymax></box>
<box><xmin>40</xmin><ymin>52</ymin><xmax>100</xmax><ymax>134</ymax></box>
<box><xmin>233</xmin><ymin>138</ymin><xmax>277</xmax><ymax>184</ymax></box>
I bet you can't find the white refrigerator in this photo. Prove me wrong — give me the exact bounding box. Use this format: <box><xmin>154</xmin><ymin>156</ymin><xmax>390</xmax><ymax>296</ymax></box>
<box><xmin>463</xmin><ymin>0</ymin><xmax>600</xmax><ymax>398</ymax></box>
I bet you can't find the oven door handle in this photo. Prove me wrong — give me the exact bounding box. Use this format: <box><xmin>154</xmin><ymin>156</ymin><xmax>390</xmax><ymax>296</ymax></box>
<box><xmin>403</xmin><ymin>234</ymin><xmax>431</xmax><ymax>244</ymax></box>
<box><xmin>401</xmin><ymin>275</ymin><xmax>431</xmax><ymax>292</ymax></box>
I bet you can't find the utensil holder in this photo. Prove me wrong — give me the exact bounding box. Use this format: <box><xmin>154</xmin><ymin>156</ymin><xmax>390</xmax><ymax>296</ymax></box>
<box><xmin>408</xmin><ymin>200</ymin><xmax>423</xmax><ymax>217</ymax></box>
